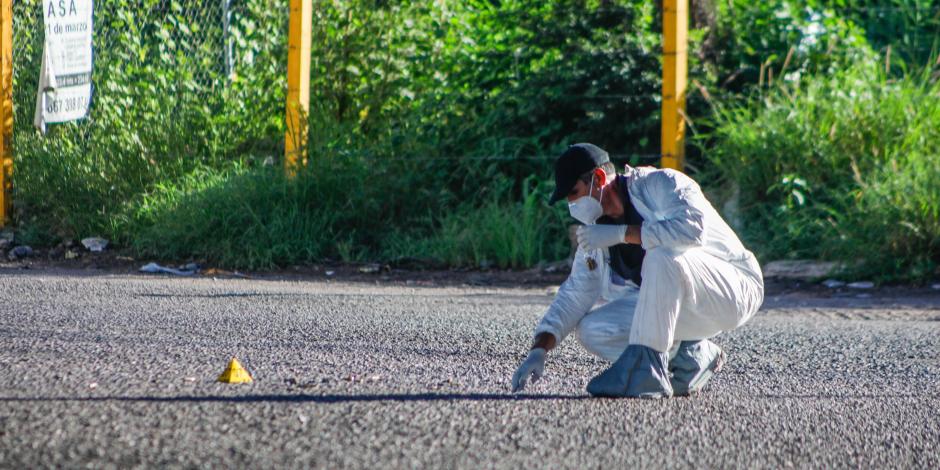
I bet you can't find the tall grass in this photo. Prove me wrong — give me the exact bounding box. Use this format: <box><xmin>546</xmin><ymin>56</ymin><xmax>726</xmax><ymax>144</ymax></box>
<box><xmin>12</xmin><ymin>0</ymin><xmax>284</xmax><ymax>242</ymax></box>
<box><xmin>123</xmin><ymin>159</ymin><xmax>569</xmax><ymax>270</ymax></box>
<box><xmin>382</xmin><ymin>176</ymin><xmax>570</xmax><ymax>269</ymax></box>
<box><xmin>701</xmin><ymin>60</ymin><xmax>940</xmax><ymax>282</ymax></box>
<box><xmin>126</xmin><ymin>158</ymin><xmax>379</xmax><ymax>269</ymax></box>
<box><xmin>12</xmin><ymin>1</ymin><xmax>939</xmax><ymax>276</ymax></box>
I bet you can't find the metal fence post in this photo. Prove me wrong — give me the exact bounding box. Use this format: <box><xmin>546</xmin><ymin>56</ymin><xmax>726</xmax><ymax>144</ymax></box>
<box><xmin>661</xmin><ymin>0</ymin><xmax>687</xmax><ymax>171</ymax></box>
<box><xmin>0</xmin><ymin>0</ymin><xmax>12</xmax><ymax>226</ymax></box>
<box><xmin>285</xmin><ymin>0</ymin><xmax>312</xmax><ymax>176</ymax></box>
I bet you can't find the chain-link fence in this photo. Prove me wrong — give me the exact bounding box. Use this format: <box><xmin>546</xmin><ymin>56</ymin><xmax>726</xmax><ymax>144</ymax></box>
<box><xmin>9</xmin><ymin>0</ymin><xmax>286</xmax><ymax>229</ymax></box>
<box><xmin>4</xmin><ymin>0</ymin><xmax>939</xmax><ymax>246</ymax></box>
<box><xmin>14</xmin><ymin>0</ymin><xmax>253</xmax><ymax>132</ymax></box>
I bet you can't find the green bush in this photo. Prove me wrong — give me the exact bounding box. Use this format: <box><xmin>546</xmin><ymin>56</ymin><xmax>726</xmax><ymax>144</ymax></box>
<box><xmin>13</xmin><ymin>0</ymin><xmax>285</xmax><ymax>240</ymax></box>
<box><xmin>382</xmin><ymin>176</ymin><xmax>570</xmax><ymax>269</ymax></box>
<box><xmin>701</xmin><ymin>60</ymin><xmax>940</xmax><ymax>282</ymax></box>
<box><xmin>127</xmin><ymin>157</ymin><xmax>382</xmax><ymax>269</ymax></box>
<box><xmin>9</xmin><ymin>0</ymin><xmax>939</xmax><ymax>275</ymax></box>
<box><xmin>125</xmin><ymin>161</ymin><xmax>568</xmax><ymax>270</ymax></box>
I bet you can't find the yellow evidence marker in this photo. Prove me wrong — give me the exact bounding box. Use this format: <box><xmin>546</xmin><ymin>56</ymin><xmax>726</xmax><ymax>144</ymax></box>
<box><xmin>217</xmin><ymin>357</ymin><xmax>253</xmax><ymax>384</ymax></box>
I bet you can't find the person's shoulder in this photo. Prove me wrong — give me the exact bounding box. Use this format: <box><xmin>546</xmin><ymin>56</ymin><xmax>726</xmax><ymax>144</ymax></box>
<box><xmin>635</xmin><ymin>167</ymin><xmax>700</xmax><ymax>192</ymax></box>
<box><xmin>634</xmin><ymin>166</ymin><xmax>681</xmax><ymax>183</ymax></box>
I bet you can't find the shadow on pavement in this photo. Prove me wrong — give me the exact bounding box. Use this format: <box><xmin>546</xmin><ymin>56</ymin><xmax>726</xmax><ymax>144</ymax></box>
<box><xmin>0</xmin><ymin>393</ymin><xmax>590</xmax><ymax>403</ymax></box>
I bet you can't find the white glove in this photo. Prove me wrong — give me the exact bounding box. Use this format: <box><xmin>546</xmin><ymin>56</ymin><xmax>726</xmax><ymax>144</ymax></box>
<box><xmin>577</xmin><ymin>224</ymin><xmax>627</xmax><ymax>251</ymax></box>
<box><xmin>511</xmin><ymin>348</ymin><xmax>547</xmax><ymax>392</ymax></box>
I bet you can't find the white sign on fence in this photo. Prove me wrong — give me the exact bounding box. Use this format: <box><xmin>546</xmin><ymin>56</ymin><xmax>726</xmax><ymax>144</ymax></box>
<box><xmin>34</xmin><ymin>0</ymin><xmax>94</xmax><ymax>132</ymax></box>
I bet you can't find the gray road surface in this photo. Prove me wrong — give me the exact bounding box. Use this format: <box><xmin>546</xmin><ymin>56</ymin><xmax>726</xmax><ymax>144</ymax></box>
<box><xmin>1</xmin><ymin>268</ymin><xmax>939</xmax><ymax>468</ymax></box>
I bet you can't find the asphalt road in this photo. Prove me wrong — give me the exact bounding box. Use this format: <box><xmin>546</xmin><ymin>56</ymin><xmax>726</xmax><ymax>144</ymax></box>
<box><xmin>1</xmin><ymin>268</ymin><xmax>939</xmax><ymax>468</ymax></box>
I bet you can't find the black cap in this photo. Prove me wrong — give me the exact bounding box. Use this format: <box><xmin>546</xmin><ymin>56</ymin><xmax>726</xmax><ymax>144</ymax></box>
<box><xmin>548</xmin><ymin>143</ymin><xmax>610</xmax><ymax>204</ymax></box>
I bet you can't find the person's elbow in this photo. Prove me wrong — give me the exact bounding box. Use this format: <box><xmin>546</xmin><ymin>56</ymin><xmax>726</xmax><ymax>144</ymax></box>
<box><xmin>641</xmin><ymin>211</ymin><xmax>706</xmax><ymax>249</ymax></box>
<box><xmin>679</xmin><ymin>211</ymin><xmax>707</xmax><ymax>246</ymax></box>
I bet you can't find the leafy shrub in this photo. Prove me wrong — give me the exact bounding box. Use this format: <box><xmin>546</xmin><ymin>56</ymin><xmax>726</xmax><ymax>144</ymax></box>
<box><xmin>9</xmin><ymin>0</ymin><xmax>939</xmax><ymax>275</ymax></box>
<box><xmin>128</xmin><ymin>158</ymin><xmax>379</xmax><ymax>269</ymax></box>
<box><xmin>12</xmin><ymin>0</ymin><xmax>285</xmax><ymax>239</ymax></box>
<box><xmin>126</xmin><ymin>160</ymin><xmax>569</xmax><ymax>270</ymax></box>
<box><xmin>701</xmin><ymin>59</ymin><xmax>940</xmax><ymax>282</ymax></box>
<box><xmin>382</xmin><ymin>176</ymin><xmax>570</xmax><ymax>269</ymax></box>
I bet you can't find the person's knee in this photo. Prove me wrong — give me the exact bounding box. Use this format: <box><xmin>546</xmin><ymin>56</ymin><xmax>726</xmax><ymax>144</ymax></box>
<box><xmin>576</xmin><ymin>318</ymin><xmax>629</xmax><ymax>362</ymax></box>
<box><xmin>575</xmin><ymin>319</ymin><xmax>602</xmax><ymax>352</ymax></box>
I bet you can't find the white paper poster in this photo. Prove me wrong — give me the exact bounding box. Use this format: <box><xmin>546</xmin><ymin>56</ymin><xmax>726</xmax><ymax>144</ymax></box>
<box><xmin>34</xmin><ymin>0</ymin><xmax>94</xmax><ymax>132</ymax></box>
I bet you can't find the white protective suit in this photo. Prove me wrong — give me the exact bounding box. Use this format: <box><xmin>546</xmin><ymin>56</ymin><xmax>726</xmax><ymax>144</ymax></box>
<box><xmin>534</xmin><ymin>167</ymin><xmax>764</xmax><ymax>358</ymax></box>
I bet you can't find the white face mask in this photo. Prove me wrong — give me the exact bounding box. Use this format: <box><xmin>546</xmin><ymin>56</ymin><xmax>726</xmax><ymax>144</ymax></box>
<box><xmin>568</xmin><ymin>177</ymin><xmax>604</xmax><ymax>225</ymax></box>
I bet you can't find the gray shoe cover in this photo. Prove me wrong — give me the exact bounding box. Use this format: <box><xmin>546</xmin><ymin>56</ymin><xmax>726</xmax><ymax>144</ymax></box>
<box><xmin>669</xmin><ymin>340</ymin><xmax>725</xmax><ymax>396</ymax></box>
<box><xmin>586</xmin><ymin>345</ymin><xmax>673</xmax><ymax>399</ymax></box>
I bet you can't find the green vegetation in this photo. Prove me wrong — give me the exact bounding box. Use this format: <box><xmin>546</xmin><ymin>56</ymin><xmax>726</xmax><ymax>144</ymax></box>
<box><xmin>8</xmin><ymin>0</ymin><xmax>940</xmax><ymax>281</ymax></box>
<box><xmin>13</xmin><ymin>0</ymin><xmax>283</xmax><ymax>239</ymax></box>
<box><xmin>702</xmin><ymin>61</ymin><xmax>940</xmax><ymax>282</ymax></box>
<box><xmin>120</xmin><ymin>162</ymin><xmax>567</xmax><ymax>270</ymax></box>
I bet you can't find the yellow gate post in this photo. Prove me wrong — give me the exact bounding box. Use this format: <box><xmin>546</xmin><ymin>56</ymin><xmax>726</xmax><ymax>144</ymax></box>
<box><xmin>284</xmin><ymin>0</ymin><xmax>312</xmax><ymax>176</ymax></box>
<box><xmin>0</xmin><ymin>0</ymin><xmax>12</xmax><ymax>226</ymax></box>
<box><xmin>661</xmin><ymin>0</ymin><xmax>688</xmax><ymax>171</ymax></box>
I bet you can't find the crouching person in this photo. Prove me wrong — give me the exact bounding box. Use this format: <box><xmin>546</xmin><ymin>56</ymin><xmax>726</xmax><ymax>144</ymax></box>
<box><xmin>511</xmin><ymin>144</ymin><xmax>764</xmax><ymax>398</ymax></box>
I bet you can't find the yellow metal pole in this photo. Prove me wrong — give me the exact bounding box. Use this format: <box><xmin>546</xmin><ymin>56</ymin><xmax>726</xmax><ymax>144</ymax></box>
<box><xmin>285</xmin><ymin>0</ymin><xmax>312</xmax><ymax>176</ymax></box>
<box><xmin>0</xmin><ymin>0</ymin><xmax>12</xmax><ymax>226</ymax></box>
<box><xmin>661</xmin><ymin>0</ymin><xmax>688</xmax><ymax>171</ymax></box>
